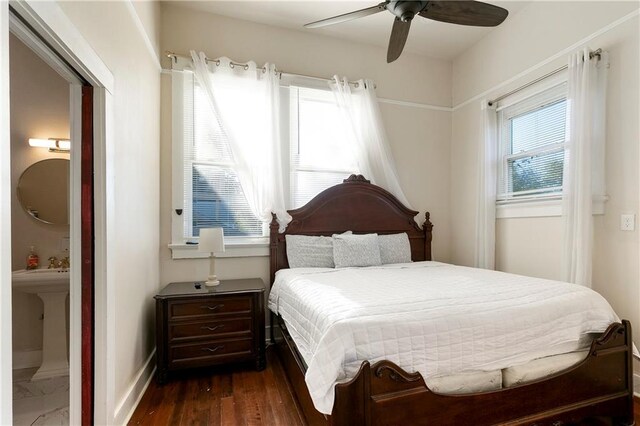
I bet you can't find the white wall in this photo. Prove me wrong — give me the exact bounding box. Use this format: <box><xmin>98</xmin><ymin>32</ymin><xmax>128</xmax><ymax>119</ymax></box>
<box><xmin>159</xmin><ymin>4</ymin><xmax>453</xmax><ymax>290</ymax></box>
<box><xmin>9</xmin><ymin>34</ymin><xmax>70</xmax><ymax>355</ymax></box>
<box><xmin>0</xmin><ymin>4</ymin><xmax>13</xmax><ymax>423</ymax></box>
<box><xmin>54</xmin><ymin>1</ymin><xmax>162</xmax><ymax>423</ymax></box>
<box><xmin>450</xmin><ymin>1</ymin><xmax>640</xmax><ymax>355</ymax></box>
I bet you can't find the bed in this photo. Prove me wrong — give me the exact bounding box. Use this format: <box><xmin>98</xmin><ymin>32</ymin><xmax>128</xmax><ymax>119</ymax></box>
<box><xmin>268</xmin><ymin>175</ymin><xmax>635</xmax><ymax>426</ymax></box>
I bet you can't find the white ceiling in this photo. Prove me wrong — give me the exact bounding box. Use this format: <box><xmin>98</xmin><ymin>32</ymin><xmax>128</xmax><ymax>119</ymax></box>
<box><xmin>166</xmin><ymin>1</ymin><xmax>530</xmax><ymax>60</ymax></box>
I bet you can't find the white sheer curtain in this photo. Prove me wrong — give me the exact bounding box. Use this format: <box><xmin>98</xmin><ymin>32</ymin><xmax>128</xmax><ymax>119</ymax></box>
<box><xmin>329</xmin><ymin>76</ymin><xmax>412</xmax><ymax>208</ymax></box>
<box><xmin>190</xmin><ymin>51</ymin><xmax>291</xmax><ymax>230</ymax></box>
<box><xmin>561</xmin><ymin>48</ymin><xmax>608</xmax><ymax>287</ymax></box>
<box><xmin>475</xmin><ymin>100</ymin><xmax>498</xmax><ymax>269</ymax></box>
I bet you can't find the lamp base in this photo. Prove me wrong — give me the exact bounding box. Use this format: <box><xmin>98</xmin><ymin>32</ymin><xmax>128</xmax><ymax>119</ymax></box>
<box><xmin>205</xmin><ymin>275</ymin><xmax>220</xmax><ymax>287</ymax></box>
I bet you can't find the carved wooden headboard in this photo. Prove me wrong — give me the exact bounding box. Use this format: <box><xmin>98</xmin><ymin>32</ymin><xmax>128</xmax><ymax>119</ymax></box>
<box><xmin>269</xmin><ymin>175</ymin><xmax>433</xmax><ymax>284</ymax></box>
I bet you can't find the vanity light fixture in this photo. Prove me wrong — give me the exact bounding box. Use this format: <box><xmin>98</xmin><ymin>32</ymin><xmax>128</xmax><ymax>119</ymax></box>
<box><xmin>28</xmin><ymin>138</ymin><xmax>71</xmax><ymax>153</ymax></box>
<box><xmin>198</xmin><ymin>227</ymin><xmax>225</xmax><ymax>287</ymax></box>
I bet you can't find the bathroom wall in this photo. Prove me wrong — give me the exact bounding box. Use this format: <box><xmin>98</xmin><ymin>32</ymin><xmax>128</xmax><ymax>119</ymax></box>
<box><xmin>9</xmin><ymin>34</ymin><xmax>70</xmax><ymax>359</ymax></box>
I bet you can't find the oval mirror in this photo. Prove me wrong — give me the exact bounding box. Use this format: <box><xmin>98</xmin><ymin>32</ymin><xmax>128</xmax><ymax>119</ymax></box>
<box><xmin>17</xmin><ymin>158</ymin><xmax>69</xmax><ymax>225</ymax></box>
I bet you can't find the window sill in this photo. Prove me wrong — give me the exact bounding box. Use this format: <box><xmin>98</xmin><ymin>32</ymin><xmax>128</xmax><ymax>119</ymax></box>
<box><xmin>169</xmin><ymin>237</ymin><xmax>269</xmax><ymax>259</ymax></box>
<box><xmin>496</xmin><ymin>196</ymin><xmax>607</xmax><ymax>219</ymax></box>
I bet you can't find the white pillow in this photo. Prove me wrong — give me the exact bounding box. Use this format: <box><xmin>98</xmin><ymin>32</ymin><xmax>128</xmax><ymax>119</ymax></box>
<box><xmin>378</xmin><ymin>233</ymin><xmax>412</xmax><ymax>264</ymax></box>
<box><xmin>286</xmin><ymin>235</ymin><xmax>334</xmax><ymax>268</ymax></box>
<box><xmin>332</xmin><ymin>233</ymin><xmax>382</xmax><ymax>268</ymax></box>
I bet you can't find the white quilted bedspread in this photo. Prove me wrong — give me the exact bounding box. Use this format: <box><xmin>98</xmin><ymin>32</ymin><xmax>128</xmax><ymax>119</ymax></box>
<box><xmin>268</xmin><ymin>262</ymin><xmax>619</xmax><ymax>415</ymax></box>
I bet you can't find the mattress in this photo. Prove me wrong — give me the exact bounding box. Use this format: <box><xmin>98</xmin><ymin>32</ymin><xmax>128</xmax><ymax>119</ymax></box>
<box><xmin>425</xmin><ymin>368</ymin><xmax>502</xmax><ymax>394</ymax></box>
<box><xmin>502</xmin><ymin>349</ymin><xmax>589</xmax><ymax>387</ymax></box>
<box><xmin>424</xmin><ymin>349</ymin><xmax>589</xmax><ymax>394</ymax></box>
<box><xmin>268</xmin><ymin>261</ymin><xmax>619</xmax><ymax>415</ymax></box>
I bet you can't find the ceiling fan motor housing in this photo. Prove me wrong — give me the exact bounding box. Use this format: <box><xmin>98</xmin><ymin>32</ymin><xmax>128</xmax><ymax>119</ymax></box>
<box><xmin>386</xmin><ymin>1</ymin><xmax>428</xmax><ymax>22</ymax></box>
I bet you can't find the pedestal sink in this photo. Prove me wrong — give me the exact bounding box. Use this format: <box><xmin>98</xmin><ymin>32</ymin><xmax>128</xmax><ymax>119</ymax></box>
<box><xmin>12</xmin><ymin>268</ymin><xmax>69</xmax><ymax>380</ymax></box>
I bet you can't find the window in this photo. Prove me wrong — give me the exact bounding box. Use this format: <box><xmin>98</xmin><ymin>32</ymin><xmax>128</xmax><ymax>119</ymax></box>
<box><xmin>289</xmin><ymin>87</ymin><xmax>358</xmax><ymax>208</ymax></box>
<box><xmin>172</xmin><ymin>70</ymin><xmax>358</xmax><ymax>249</ymax></box>
<box><xmin>179</xmin><ymin>72</ymin><xmax>263</xmax><ymax>240</ymax></box>
<box><xmin>497</xmin><ymin>83</ymin><xmax>567</xmax><ymax>202</ymax></box>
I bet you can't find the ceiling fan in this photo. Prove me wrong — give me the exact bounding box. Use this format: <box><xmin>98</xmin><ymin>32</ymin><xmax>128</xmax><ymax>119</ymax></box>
<box><xmin>304</xmin><ymin>1</ymin><xmax>509</xmax><ymax>63</ymax></box>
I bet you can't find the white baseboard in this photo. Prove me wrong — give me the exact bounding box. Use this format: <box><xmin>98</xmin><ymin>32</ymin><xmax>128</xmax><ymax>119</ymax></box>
<box><xmin>113</xmin><ymin>349</ymin><xmax>156</xmax><ymax>425</ymax></box>
<box><xmin>110</xmin><ymin>325</ymin><xmax>276</xmax><ymax>425</ymax></box>
<box><xmin>634</xmin><ymin>373</ymin><xmax>640</xmax><ymax>398</ymax></box>
<box><xmin>12</xmin><ymin>350</ymin><xmax>42</xmax><ymax>370</ymax></box>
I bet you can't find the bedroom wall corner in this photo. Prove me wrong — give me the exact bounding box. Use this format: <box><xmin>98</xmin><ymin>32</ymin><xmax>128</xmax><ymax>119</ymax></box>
<box><xmin>158</xmin><ymin>4</ymin><xmax>454</xmax><ymax>299</ymax></box>
<box><xmin>129</xmin><ymin>0</ymin><xmax>161</xmax><ymax>63</ymax></box>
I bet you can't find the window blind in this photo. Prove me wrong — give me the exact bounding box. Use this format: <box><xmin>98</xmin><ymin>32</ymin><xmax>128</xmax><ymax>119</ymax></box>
<box><xmin>290</xmin><ymin>87</ymin><xmax>358</xmax><ymax>208</ymax></box>
<box><xmin>497</xmin><ymin>83</ymin><xmax>567</xmax><ymax>200</ymax></box>
<box><xmin>183</xmin><ymin>74</ymin><xmax>262</xmax><ymax>238</ymax></box>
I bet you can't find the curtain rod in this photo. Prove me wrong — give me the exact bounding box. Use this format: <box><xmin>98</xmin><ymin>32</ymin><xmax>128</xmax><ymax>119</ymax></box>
<box><xmin>487</xmin><ymin>48</ymin><xmax>602</xmax><ymax>106</ymax></box>
<box><xmin>165</xmin><ymin>51</ymin><xmax>371</xmax><ymax>88</ymax></box>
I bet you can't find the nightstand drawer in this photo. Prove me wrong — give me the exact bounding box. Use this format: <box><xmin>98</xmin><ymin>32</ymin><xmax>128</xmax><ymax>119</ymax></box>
<box><xmin>168</xmin><ymin>296</ymin><xmax>252</xmax><ymax>320</ymax></box>
<box><xmin>169</xmin><ymin>338</ymin><xmax>253</xmax><ymax>365</ymax></box>
<box><xmin>169</xmin><ymin>317</ymin><xmax>252</xmax><ymax>342</ymax></box>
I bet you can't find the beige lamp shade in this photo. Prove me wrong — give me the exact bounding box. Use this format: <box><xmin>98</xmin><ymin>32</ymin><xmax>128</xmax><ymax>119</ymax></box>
<box><xmin>198</xmin><ymin>228</ymin><xmax>225</xmax><ymax>254</ymax></box>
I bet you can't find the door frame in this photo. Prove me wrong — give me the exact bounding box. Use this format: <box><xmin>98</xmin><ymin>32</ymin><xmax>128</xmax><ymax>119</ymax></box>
<box><xmin>80</xmin><ymin>85</ymin><xmax>94</xmax><ymax>425</ymax></box>
<box><xmin>0</xmin><ymin>5</ymin><xmax>13</xmax><ymax>423</ymax></box>
<box><xmin>1</xmin><ymin>1</ymin><xmax>116</xmax><ymax>424</ymax></box>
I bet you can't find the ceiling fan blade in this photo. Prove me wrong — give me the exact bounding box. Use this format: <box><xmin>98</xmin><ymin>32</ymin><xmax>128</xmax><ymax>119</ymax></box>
<box><xmin>304</xmin><ymin>2</ymin><xmax>387</xmax><ymax>29</ymax></box>
<box><xmin>387</xmin><ymin>18</ymin><xmax>411</xmax><ymax>63</ymax></box>
<box><xmin>419</xmin><ymin>1</ymin><xmax>508</xmax><ymax>27</ymax></box>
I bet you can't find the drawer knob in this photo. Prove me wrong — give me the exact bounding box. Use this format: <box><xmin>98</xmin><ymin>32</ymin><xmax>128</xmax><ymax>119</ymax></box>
<box><xmin>200</xmin><ymin>325</ymin><xmax>225</xmax><ymax>332</ymax></box>
<box><xmin>201</xmin><ymin>345</ymin><xmax>225</xmax><ymax>353</ymax></box>
<box><xmin>200</xmin><ymin>304</ymin><xmax>224</xmax><ymax>311</ymax></box>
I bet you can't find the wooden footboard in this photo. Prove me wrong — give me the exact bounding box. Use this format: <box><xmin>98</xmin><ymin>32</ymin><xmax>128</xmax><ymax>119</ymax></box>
<box><xmin>275</xmin><ymin>317</ymin><xmax>635</xmax><ymax>426</ymax></box>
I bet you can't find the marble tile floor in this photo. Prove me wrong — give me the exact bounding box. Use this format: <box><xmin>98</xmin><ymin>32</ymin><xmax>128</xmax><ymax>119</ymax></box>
<box><xmin>13</xmin><ymin>368</ymin><xmax>69</xmax><ymax>426</ymax></box>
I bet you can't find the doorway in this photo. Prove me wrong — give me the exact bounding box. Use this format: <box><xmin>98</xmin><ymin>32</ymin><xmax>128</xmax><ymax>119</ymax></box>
<box><xmin>9</xmin><ymin>32</ymin><xmax>73</xmax><ymax>424</ymax></box>
<box><xmin>4</xmin><ymin>7</ymin><xmax>97</xmax><ymax>425</ymax></box>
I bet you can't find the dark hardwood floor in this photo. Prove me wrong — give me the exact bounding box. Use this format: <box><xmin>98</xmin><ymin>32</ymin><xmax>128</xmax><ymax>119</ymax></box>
<box><xmin>129</xmin><ymin>347</ymin><xmax>305</xmax><ymax>425</ymax></box>
<box><xmin>130</xmin><ymin>351</ymin><xmax>638</xmax><ymax>426</ymax></box>
<box><xmin>635</xmin><ymin>396</ymin><xmax>639</xmax><ymax>424</ymax></box>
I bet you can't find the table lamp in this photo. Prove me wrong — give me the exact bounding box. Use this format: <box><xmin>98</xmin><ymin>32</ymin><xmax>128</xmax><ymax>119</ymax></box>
<box><xmin>198</xmin><ymin>228</ymin><xmax>225</xmax><ymax>287</ymax></box>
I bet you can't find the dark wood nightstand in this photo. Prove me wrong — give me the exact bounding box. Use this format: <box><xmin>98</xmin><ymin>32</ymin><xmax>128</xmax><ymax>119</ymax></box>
<box><xmin>154</xmin><ymin>278</ymin><xmax>265</xmax><ymax>384</ymax></box>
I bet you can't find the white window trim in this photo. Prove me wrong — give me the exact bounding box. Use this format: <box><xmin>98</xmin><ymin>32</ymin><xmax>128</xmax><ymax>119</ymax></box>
<box><xmin>171</xmin><ymin>69</ymin><xmax>187</xmax><ymax>248</ymax></box>
<box><xmin>497</xmin><ymin>195</ymin><xmax>608</xmax><ymax>219</ymax></box>
<box><xmin>169</xmin><ymin>237</ymin><xmax>270</xmax><ymax>259</ymax></box>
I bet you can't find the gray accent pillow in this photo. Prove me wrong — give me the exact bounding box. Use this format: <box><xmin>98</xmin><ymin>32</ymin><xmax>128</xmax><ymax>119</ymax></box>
<box><xmin>378</xmin><ymin>233</ymin><xmax>412</xmax><ymax>264</ymax></box>
<box><xmin>332</xmin><ymin>233</ymin><xmax>382</xmax><ymax>268</ymax></box>
<box><xmin>286</xmin><ymin>235</ymin><xmax>335</xmax><ymax>268</ymax></box>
